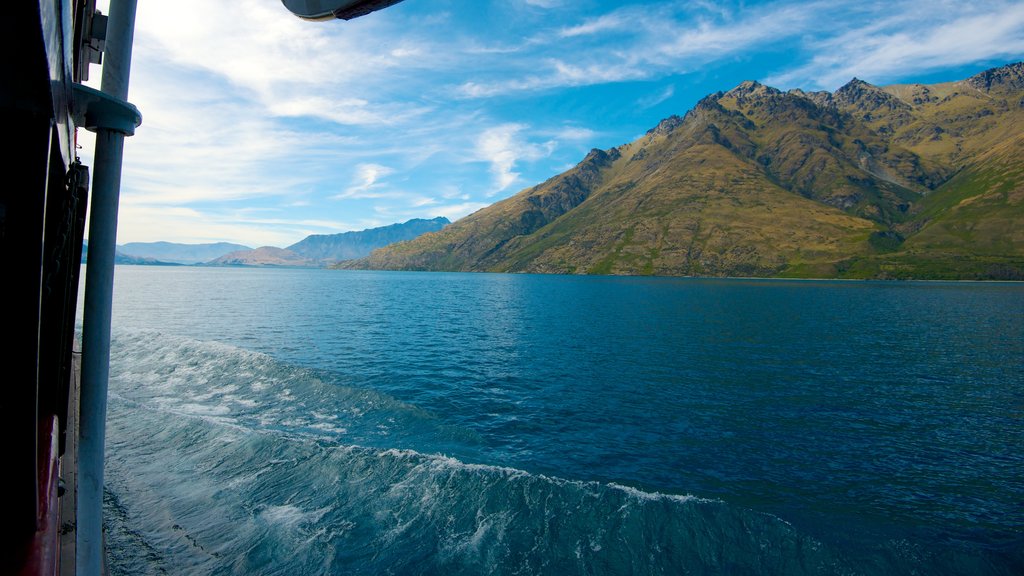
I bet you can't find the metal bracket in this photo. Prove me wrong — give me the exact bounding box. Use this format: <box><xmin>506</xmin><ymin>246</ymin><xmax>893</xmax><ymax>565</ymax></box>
<box><xmin>70</xmin><ymin>83</ymin><xmax>142</xmax><ymax>135</ymax></box>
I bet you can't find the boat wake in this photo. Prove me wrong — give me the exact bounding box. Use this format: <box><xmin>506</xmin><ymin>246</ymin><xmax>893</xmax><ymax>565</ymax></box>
<box><xmin>99</xmin><ymin>331</ymin><xmax>871</xmax><ymax>574</ymax></box>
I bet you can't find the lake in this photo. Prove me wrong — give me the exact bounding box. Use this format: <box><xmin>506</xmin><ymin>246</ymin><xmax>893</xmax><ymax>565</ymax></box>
<box><xmin>93</xmin><ymin>266</ymin><xmax>1024</xmax><ymax>574</ymax></box>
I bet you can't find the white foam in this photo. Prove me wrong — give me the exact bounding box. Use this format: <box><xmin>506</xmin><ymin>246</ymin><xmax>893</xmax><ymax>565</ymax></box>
<box><xmin>261</xmin><ymin>504</ymin><xmax>333</xmax><ymax>527</ymax></box>
<box><xmin>607</xmin><ymin>482</ymin><xmax>706</xmax><ymax>504</ymax></box>
<box><xmin>178</xmin><ymin>403</ymin><xmax>231</xmax><ymax>416</ymax></box>
<box><xmin>261</xmin><ymin>504</ymin><xmax>307</xmax><ymax>526</ymax></box>
<box><xmin>224</xmin><ymin>466</ymin><xmax>272</xmax><ymax>488</ymax></box>
<box><xmin>309</xmin><ymin>422</ymin><xmax>348</xmax><ymax>435</ymax></box>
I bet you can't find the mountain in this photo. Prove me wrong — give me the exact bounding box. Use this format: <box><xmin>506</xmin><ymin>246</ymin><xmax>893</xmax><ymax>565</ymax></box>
<box><xmin>342</xmin><ymin>63</ymin><xmax>1024</xmax><ymax>279</ymax></box>
<box><xmin>117</xmin><ymin>241</ymin><xmax>250</xmax><ymax>264</ymax></box>
<box><xmin>287</xmin><ymin>217</ymin><xmax>450</xmax><ymax>265</ymax></box>
<box><xmin>207</xmin><ymin>246</ymin><xmax>315</xmax><ymax>267</ymax></box>
<box><xmin>206</xmin><ymin>217</ymin><xmax>451</xmax><ymax>267</ymax></box>
<box><xmin>113</xmin><ymin>253</ymin><xmax>179</xmax><ymax>266</ymax></box>
<box><xmin>91</xmin><ymin>219</ymin><xmax>449</xmax><ymax>268</ymax></box>
<box><xmin>81</xmin><ymin>240</ymin><xmax>181</xmax><ymax>265</ymax></box>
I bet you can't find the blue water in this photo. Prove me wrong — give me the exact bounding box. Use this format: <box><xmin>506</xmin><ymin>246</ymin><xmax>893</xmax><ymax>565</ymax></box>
<box><xmin>91</xmin><ymin>267</ymin><xmax>1023</xmax><ymax>574</ymax></box>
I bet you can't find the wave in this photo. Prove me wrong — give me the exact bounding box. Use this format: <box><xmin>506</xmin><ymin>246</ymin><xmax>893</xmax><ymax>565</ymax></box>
<box><xmin>99</xmin><ymin>330</ymin><xmax>973</xmax><ymax>575</ymax></box>
<box><xmin>106</xmin><ymin>330</ymin><xmax>482</xmax><ymax>454</ymax></box>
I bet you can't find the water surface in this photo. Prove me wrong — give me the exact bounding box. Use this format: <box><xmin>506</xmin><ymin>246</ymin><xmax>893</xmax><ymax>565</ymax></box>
<box><xmin>95</xmin><ymin>267</ymin><xmax>1024</xmax><ymax>574</ymax></box>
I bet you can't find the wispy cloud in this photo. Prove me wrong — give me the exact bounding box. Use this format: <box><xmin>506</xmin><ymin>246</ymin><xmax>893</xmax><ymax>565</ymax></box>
<box><xmin>432</xmin><ymin>202</ymin><xmax>491</xmax><ymax>221</ymax></box>
<box><xmin>524</xmin><ymin>0</ymin><xmax>562</xmax><ymax>7</ymax></box>
<box><xmin>438</xmin><ymin>185</ymin><xmax>470</xmax><ymax>200</ymax></box>
<box><xmin>335</xmin><ymin>164</ymin><xmax>396</xmax><ymax>199</ymax></box>
<box><xmin>454</xmin><ymin>2</ymin><xmax>819</xmax><ymax>98</ymax></box>
<box><xmin>637</xmin><ymin>84</ymin><xmax>676</xmax><ymax>109</ymax></box>
<box><xmin>476</xmin><ymin>124</ymin><xmax>556</xmax><ymax>194</ymax></box>
<box><xmin>455</xmin><ymin>1</ymin><xmax>1024</xmax><ymax>99</ymax></box>
<box><xmin>267</xmin><ymin>97</ymin><xmax>432</xmax><ymax>126</ymax></box>
<box><xmin>113</xmin><ymin>205</ymin><xmax>358</xmax><ymax>247</ymax></box>
<box><xmin>766</xmin><ymin>1</ymin><xmax>1024</xmax><ymax>89</ymax></box>
<box><xmin>559</xmin><ymin>13</ymin><xmax>629</xmax><ymax>38</ymax></box>
<box><xmin>108</xmin><ymin>49</ymin><xmax>351</xmax><ymax>207</ymax></box>
<box><xmin>82</xmin><ymin>0</ymin><xmax>1022</xmax><ymax>247</ymax></box>
<box><xmin>550</xmin><ymin>126</ymin><xmax>598</xmax><ymax>141</ymax></box>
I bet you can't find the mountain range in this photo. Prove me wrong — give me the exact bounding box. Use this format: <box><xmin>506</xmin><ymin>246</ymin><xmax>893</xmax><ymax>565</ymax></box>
<box><xmin>341</xmin><ymin>62</ymin><xmax>1024</xmax><ymax>280</ymax></box>
<box><xmin>82</xmin><ymin>240</ymin><xmax>205</xmax><ymax>265</ymax></box>
<box><xmin>86</xmin><ymin>218</ymin><xmax>450</xmax><ymax>267</ymax></box>
<box><xmin>117</xmin><ymin>241</ymin><xmax>251</xmax><ymax>264</ymax></box>
<box><xmin>207</xmin><ymin>217</ymin><xmax>450</xmax><ymax>267</ymax></box>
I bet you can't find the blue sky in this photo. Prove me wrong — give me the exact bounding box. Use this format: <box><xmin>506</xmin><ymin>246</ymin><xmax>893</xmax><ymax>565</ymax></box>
<box><xmin>83</xmin><ymin>0</ymin><xmax>1024</xmax><ymax>247</ymax></box>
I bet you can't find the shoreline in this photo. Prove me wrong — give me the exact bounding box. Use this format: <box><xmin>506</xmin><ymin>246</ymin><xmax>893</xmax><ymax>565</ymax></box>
<box><xmin>107</xmin><ymin>263</ymin><xmax>1024</xmax><ymax>283</ymax></box>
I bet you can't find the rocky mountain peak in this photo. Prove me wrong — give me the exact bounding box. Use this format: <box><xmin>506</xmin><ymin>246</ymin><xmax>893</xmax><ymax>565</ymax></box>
<box><xmin>834</xmin><ymin>77</ymin><xmax>910</xmax><ymax>114</ymax></box>
<box><xmin>835</xmin><ymin>77</ymin><xmax>880</xmax><ymax>99</ymax></box>
<box><xmin>789</xmin><ymin>88</ymin><xmax>834</xmax><ymax>109</ymax></box>
<box><xmin>725</xmin><ymin>80</ymin><xmax>781</xmax><ymax>99</ymax></box>
<box><xmin>645</xmin><ymin>115</ymin><xmax>684</xmax><ymax>137</ymax></box>
<box><xmin>580</xmin><ymin>147</ymin><xmax>621</xmax><ymax>167</ymax></box>
<box><xmin>966</xmin><ymin>61</ymin><xmax>1024</xmax><ymax>92</ymax></box>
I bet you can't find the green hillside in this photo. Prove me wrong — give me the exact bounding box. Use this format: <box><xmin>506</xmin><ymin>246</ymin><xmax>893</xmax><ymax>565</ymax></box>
<box><xmin>341</xmin><ymin>62</ymin><xmax>1024</xmax><ymax>279</ymax></box>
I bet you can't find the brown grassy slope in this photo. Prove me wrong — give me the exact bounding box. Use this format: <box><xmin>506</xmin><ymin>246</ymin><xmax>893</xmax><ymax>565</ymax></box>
<box><xmin>342</xmin><ymin>62</ymin><xmax>1024</xmax><ymax>278</ymax></box>
<box><xmin>347</xmin><ymin>99</ymin><xmax>878</xmax><ymax>276</ymax></box>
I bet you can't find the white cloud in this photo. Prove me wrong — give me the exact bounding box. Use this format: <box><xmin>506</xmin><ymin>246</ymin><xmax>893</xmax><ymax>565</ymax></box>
<box><xmin>133</xmin><ymin>0</ymin><xmax>443</xmax><ymax>127</ymax></box>
<box><xmin>654</xmin><ymin>5</ymin><xmax>811</xmax><ymax>60</ymax></box>
<box><xmin>552</xmin><ymin>126</ymin><xmax>598</xmax><ymax>141</ymax></box>
<box><xmin>114</xmin><ymin>205</ymin><xmax>351</xmax><ymax>247</ymax></box>
<box><xmin>455</xmin><ymin>2</ymin><xmax>818</xmax><ymax>98</ymax></box>
<box><xmin>268</xmin><ymin>96</ymin><xmax>434</xmax><ymax>126</ymax></box>
<box><xmin>438</xmin><ymin>185</ymin><xmax>467</xmax><ymax>200</ymax></box>
<box><xmin>456</xmin><ymin>60</ymin><xmax>649</xmax><ymax>98</ymax></box>
<box><xmin>550</xmin><ymin>60</ymin><xmax>650</xmax><ymax>84</ymax></box>
<box><xmin>476</xmin><ymin>124</ymin><xmax>556</xmax><ymax>194</ymax></box>
<box><xmin>335</xmin><ymin>163</ymin><xmax>396</xmax><ymax>199</ymax></box>
<box><xmin>559</xmin><ymin>13</ymin><xmax>628</xmax><ymax>38</ymax></box>
<box><xmin>93</xmin><ymin>51</ymin><xmax>350</xmax><ymax>208</ymax></box>
<box><xmin>391</xmin><ymin>46</ymin><xmax>422</xmax><ymax>58</ymax></box>
<box><xmin>82</xmin><ymin>0</ymin><xmax>1024</xmax><ymax>248</ymax></box>
<box><xmin>637</xmin><ymin>84</ymin><xmax>675</xmax><ymax>109</ymax></box>
<box><xmin>766</xmin><ymin>1</ymin><xmax>1024</xmax><ymax>89</ymax></box>
<box><xmin>458</xmin><ymin>1</ymin><xmax>1024</xmax><ymax>99</ymax></box>
<box><xmin>433</xmin><ymin>202</ymin><xmax>491</xmax><ymax>221</ymax></box>
<box><xmin>458</xmin><ymin>78</ymin><xmax>538</xmax><ymax>98</ymax></box>
<box><xmin>410</xmin><ymin>196</ymin><xmax>440</xmax><ymax>207</ymax></box>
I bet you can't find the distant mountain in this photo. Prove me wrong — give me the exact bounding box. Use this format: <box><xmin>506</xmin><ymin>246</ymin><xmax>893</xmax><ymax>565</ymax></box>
<box><xmin>211</xmin><ymin>217</ymin><xmax>451</xmax><ymax>267</ymax></box>
<box><xmin>114</xmin><ymin>253</ymin><xmax>179</xmax><ymax>266</ymax></box>
<box><xmin>81</xmin><ymin>240</ymin><xmax>181</xmax><ymax>266</ymax></box>
<box><xmin>207</xmin><ymin>246</ymin><xmax>315</xmax><ymax>267</ymax></box>
<box><xmin>342</xmin><ymin>62</ymin><xmax>1024</xmax><ymax>280</ymax></box>
<box><xmin>117</xmin><ymin>241</ymin><xmax>251</xmax><ymax>264</ymax></box>
<box><xmin>287</xmin><ymin>217</ymin><xmax>450</xmax><ymax>265</ymax></box>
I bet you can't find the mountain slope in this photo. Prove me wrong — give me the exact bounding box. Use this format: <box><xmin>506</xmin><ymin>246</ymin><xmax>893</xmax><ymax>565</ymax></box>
<box><xmin>117</xmin><ymin>241</ymin><xmax>250</xmax><ymax>264</ymax></box>
<box><xmin>82</xmin><ymin>240</ymin><xmax>182</xmax><ymax>266</ymax></box>
<box><xmin>207</xmin><ymin>247</ymin><xmax>315</xmax><ymax>267</ymax></box>
<box><xmin>287</xmin><ymin>217</ymin><xmax>449</xmax><ymax>264</ymax></box>
<box><xmin>207</xmin><ymin>217</ymin><xmax>451</xmax><ymax>267</ymax></box>
<box><xmin>343</xmin><ymin>63</ymin><xmax>1024</xmax><ymax>279</ymax></box>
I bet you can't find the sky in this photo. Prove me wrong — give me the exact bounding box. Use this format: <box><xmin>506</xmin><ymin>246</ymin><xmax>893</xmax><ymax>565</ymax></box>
<box><xmin>81</xmin><ymin>0</ymin><xmax>1024</xmax><ymax>248</ymax></box>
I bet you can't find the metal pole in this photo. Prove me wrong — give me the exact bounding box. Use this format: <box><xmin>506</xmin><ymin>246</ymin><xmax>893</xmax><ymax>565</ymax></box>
<box><xmin>78</xmin><ymin>1</ymin><xmax>137</xmax><ymax>574</ymax></box>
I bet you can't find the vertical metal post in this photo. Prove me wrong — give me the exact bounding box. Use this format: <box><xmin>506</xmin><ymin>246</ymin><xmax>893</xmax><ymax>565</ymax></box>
<box><xmin>78</xmin><ymin>1</ymin><xmax>137</xmax><ymax>574</ymax></box>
